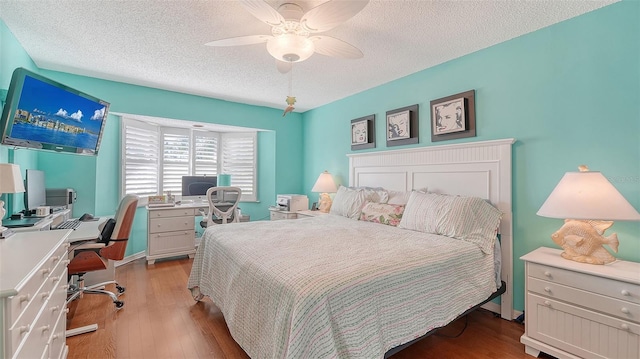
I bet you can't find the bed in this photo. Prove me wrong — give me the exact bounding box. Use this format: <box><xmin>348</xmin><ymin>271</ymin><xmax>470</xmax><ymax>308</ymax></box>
<box><xmin>188</xmin><ymin>138</ymin><xmax>515</xmax><ymax>358</ymax></box>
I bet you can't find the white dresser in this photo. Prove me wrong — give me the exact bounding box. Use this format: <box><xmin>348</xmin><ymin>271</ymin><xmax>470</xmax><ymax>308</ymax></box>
<box><xmin>521</xmin><ymin>247</ymin><xmax>640</xmax><ymax>359</ymax></box>
<box><xmin>1</xmin><ymin>230</ymin><xmax>71</xmax><ymax>359</ymax></box>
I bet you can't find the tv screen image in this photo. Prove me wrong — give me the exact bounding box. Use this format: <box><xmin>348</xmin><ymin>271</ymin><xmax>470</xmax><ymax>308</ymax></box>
<box><xmin>0</xmin><ymin>68</ymin><xmax>109</xmax><ymax>155</ymax></box>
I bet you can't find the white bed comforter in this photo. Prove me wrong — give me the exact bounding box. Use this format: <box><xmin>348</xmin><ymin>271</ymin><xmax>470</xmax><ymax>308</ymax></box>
<box><xmin>187</xmin><ymin>215</ymin><xmax>497</xmax><ymax>359</ymax></box>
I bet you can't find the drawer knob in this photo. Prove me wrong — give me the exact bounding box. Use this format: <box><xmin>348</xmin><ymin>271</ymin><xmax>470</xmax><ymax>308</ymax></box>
<box><xmin>621</xmin><ymin>290</ymin><xmax>630</xmax><ymax>296</ymax></box>
<box><xmin>41</xmin><ymin>291</ymin><xmax>50</xmax><ymax>300</ymax></box>
<box><xmin>543</xmin><ymin>300</ymin><xmax>551</xmax><ymax>307</ymax></box>
<box><xmin>51</xmin><ymin>255</ymin><xmax>61</xmax><ymax>263</ymax></box>
<box><xmin>51</xmin><ymin>305</ymin><xmax>60</xmax><ymax>313</ymax></box>
<box><xmin>621</xmin><ymin>324</ymin><xmax>630</xmax><ymax>331</ymax></box>
<box><xmin>42</xmin><ymin>268</ymin><xmax>51</xmax><ymax>276</ymax></box>
<box><xmin>19</xmin><ymin>325</ymin><xmax>30</xmax><ymax>335</ymax></box>
<box><xmin>544</xmin><ymin>287</ymin><xmax>552</xmax><ymax>293</ymax></box>
<box><xmin>40</xmin><ymin>325</ymin><xmax>50</xmax><ymax>333</ymax></box>
<box><xmin>621</xmin><ymin>307</ymin><xmax>630</xmax><ymax>314</ymax></box>
<box><xmin>544</xmin><ymin>271</ymin><xmax>551</xmax><ymax>278</ymax></box>
<box><xmin>19</xmin><ymin>294</ymin><xmax>31</xmax><ymax>303</ymax></box>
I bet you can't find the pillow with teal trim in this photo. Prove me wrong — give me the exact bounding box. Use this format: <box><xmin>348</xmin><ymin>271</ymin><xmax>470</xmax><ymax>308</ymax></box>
<box><xmin>359</xmin><ymin>202</ymin><xmax>405</xmax><ymax>226</ymax></box>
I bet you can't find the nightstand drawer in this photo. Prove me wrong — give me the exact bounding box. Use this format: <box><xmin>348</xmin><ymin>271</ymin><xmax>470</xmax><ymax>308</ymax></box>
<box><xmin>528</xmin><ymin>277</ymin><xmax>640</xmax><ymax>322</ymax></box>
<box><xmin>270</xmin><ymin>211</ymin><xmax>297</xmax><ymax>220</ymax></box>
<box><xmin>528</xmin><ymin>262</ymin><xmax>640</xmax><ymax>305</ymax></box>
<box><xmin>527</xmin><ymin>293</ymin><xmax>640</xmax><ymax>358</ymax></box>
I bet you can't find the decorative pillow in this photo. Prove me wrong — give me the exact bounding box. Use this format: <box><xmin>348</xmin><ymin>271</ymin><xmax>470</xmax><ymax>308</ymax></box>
<box><xmin>398</xmin><ymin>191</ymin><xmax>502</xmax><ymax>253</ymax></box>
<box><xmin>360</xmin><ymin>202</ymin><xmax>405</xmax><ymax>226</ymax></box>
<box><xmin>349</xmin><ymin>186</ymin><xmax>389</xmax><ymax>204</ymax></box>
<box><xmin>330</xmin><ymin>186</ymin><xmax>368</xmax><ymax>219</ymax></box>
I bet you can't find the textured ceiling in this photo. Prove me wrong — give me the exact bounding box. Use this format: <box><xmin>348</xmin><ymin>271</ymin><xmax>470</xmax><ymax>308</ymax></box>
<box><xmin>0</xmin><ymin>0</ymin><xmax>616</xmax><ymax>113</ymax></box>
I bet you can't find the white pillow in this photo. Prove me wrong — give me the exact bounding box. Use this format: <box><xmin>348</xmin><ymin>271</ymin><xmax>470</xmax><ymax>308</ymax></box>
<box><xmin>398</xmin><ymin>191</ymin><xmax>502</xmax><ymax>253</ymax></box>
<box><xmin>330</xmin><ymin>186</ymin><xmax>368</xmax><ymax>219</ymax></box>
<box><xmin>387</xmin><ymin>188</ymin><xmax>427</xmax><ymax>205</ymax></box>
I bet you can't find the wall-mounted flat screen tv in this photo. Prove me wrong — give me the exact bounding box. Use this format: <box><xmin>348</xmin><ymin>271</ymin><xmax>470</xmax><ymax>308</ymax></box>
<box><xmin>0</xmin><ymin>67</ymin><xmax>109</xmax><ymax>155</ymax></box>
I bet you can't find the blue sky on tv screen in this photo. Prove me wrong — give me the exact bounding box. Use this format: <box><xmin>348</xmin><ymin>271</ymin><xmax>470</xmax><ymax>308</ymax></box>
<box><xmin>18</xmin><ymin>75</ymin><xmax>106</xmax><ymax>134</ymax></box>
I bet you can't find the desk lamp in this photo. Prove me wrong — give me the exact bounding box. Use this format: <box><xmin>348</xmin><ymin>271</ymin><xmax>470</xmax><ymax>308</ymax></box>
<box><xmin>537</xmin><ymin>165</ymin><xmax>640</xmax><ymax>264</ymax></box>
<box><xmin>311</xmin><ymin>171</ymin><xmax>337</xmax><ymax>213</ymax></box>
<box><xmin>0</xmin><ymin>163</ymin><xmax>25</xmax><ymax>239</ymax></box>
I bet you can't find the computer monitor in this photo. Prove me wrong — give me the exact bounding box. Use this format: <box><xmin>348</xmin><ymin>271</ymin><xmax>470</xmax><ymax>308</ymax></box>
<box><xmin>181</xmin><ymin>175</ymin><xmax>217</xmax><ymax>202</ymax></box>
<box><xmin>24</xmin><ymin>169</ymin><xmax>46</xmax><ymax>213</ymax></box>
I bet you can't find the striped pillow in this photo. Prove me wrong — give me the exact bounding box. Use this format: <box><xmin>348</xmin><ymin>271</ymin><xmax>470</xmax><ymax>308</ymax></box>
<box><xmin>398</xmin><ymin>191</ymin><xmax>502</xmax><ymax>253</ymax></box>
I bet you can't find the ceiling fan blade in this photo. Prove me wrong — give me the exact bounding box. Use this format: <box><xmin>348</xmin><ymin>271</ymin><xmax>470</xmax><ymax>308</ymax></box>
<box><xmin>310</xmin><ymin>36</ymin><xmax>363</xmax><ymax>59</ymax></box>
<box><xmin>205</xmin><ymin>35</ymin><xmax>272</xmax><ymax>47</ymax></box>
<box><xmin>301</xmin><ymin>0</ymin><xmax>369</xmax><ymax>33</ymax></box>
<box><xmin>276</xmin><ymin>60</ymin><xmax>292</xmax><ymax>74</ymax></box>
<box><xmin>239</xmin><ymin>0</ymin><xmax>285</xmax><ymax>27</ymax></box>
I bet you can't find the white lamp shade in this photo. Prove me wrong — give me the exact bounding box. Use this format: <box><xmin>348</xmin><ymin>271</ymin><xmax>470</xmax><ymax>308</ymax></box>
<box><xmin>0</xmin><ymin>163</ymin><xmax>25</xmax><ymax>194</ymax></box>
<box><xmin>267</xmin><ymin>34</ymin><xmax>315</xmax><ymax>62</ymax></box>
<box><xmin>311</xmin><ymin>171</ymin><xmax>337</xmax><ymax>193</ymax></box>
<box><xmin>537</xmin><ymin>170</ymin><xmax>640</xmax><ymax>221</ymax></box>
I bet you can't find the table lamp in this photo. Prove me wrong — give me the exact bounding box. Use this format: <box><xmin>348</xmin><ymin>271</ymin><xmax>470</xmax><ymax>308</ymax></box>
<box><xmin>0</xmin><ymin>163</ymin><xmax>25</xmax><ymax>239</ymax></box>
<box><xmin>311</xmin><ymin>170</ymin><xmax>337</xmax><ymax>213</ymax></box>
<box><xmin>537</xmin><ymin>165</ymin><xmax>640</xmax><ymax>264</ymax></box>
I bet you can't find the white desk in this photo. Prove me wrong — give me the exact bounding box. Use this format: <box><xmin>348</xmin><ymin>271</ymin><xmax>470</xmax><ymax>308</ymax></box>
<box><xmin>0</xmin><ymin>230</ymin><xmax>71</xmax><ymax>359</ymax></box>
<box><xmin>146</xmin><ymin>202</ymin><xmax>249</xmax><ymax>264</ymax></box>
<box><xmin>4</xmin><ymin>209</ymin><xmax>71</xmax><ymax>233</ymax></box>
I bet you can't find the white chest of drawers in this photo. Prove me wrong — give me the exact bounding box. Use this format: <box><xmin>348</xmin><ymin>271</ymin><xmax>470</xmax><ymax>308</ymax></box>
<box><xmin>1</xmin><ymin>230</ymin><xmax>71</xmax><ymax>359</ymax></box>
<box><xmin>521</xmin><ymin>247</ymin><xmax>640</xmax><ymax>359</ymax></box>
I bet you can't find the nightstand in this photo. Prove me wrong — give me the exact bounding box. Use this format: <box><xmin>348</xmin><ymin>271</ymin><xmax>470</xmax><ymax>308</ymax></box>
<box><xmin>269</xmin><ymin>208</ymin><xmax>298</xmax><ymax>220</ymax></box>
<box><xmin>520</xmin><ymin>247</ymin><xmax>640</xmax><ymax>358</ymax></box>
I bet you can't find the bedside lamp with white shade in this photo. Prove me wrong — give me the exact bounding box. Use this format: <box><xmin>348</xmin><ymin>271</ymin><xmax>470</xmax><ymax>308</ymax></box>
<box><xmin>0</xmin><ymin>163</ymin><xmax>25</xmax><ymax>239</ymax></box>
<box><xmin>537</xmin><ymin>165</ymin><xmax>640</xmax><ymax>264</ymax></box>
<box><xmin>311</xmin><ymin>170</ymin><xmax>337</xmax><ymax>213</ymax></box>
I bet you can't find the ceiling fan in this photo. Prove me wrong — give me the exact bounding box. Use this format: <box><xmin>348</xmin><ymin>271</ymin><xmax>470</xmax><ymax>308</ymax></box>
<box><xmin>206</xmin><ymin>0</ymin><xmax>369</xmax><ymax>73</ymax></box>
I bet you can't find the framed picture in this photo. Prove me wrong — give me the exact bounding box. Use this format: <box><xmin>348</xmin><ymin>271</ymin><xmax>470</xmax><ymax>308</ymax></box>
<box><xmin>386</xmin><ymin>104</ymin><xmax>418</xmax><ymax>147</ymax></box>
<box><xmin>351</xmin><ymin>115</ymin><xmax>375</xmax><ymax>150</ymax></box>
<box><xmin>430</xmin><ymin>90</ymin><xmax>476</xmax><ymax>142</ymax></box>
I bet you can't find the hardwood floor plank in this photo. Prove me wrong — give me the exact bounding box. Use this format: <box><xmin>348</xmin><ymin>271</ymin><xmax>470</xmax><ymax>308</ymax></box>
<box><xmin>67</xmin><ymin>257</ymin><xmax>544</xmax><ymax>359</ymax></box>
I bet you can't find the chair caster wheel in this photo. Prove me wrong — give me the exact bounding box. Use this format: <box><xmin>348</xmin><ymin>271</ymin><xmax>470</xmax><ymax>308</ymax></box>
<box><xmin>114</xmin><ymin>300</ymin><xmax>125</xmax><ymax>310</ymax></box>
<box><xmin>116</xmin><ymin>285</ymin><xmax>126</xmax><ymax>294</ymax></box>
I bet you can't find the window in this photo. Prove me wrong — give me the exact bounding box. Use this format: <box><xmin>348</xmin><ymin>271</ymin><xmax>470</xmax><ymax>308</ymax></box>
<box><xmin>121</xmin><ymin>118</ymin><xmax>257</xmax><ymax>202</ymax></box>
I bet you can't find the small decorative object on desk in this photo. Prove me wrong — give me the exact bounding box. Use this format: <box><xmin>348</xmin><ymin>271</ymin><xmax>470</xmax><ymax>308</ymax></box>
<box><xmin>148</xmin><ymin>195</ymin><xmax>175</xmax><ymax>208</ymax></box>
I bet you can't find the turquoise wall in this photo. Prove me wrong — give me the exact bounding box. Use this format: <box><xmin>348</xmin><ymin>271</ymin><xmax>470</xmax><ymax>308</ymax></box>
<box><xmin>2</xmin><ymin>2</ymin><xmax>638</xmax><ymax>312</ymax></box>
<box><xmin>302</xmin><ymin>1</ymin><xmax>640</xmax><ymax>312</ymax></box>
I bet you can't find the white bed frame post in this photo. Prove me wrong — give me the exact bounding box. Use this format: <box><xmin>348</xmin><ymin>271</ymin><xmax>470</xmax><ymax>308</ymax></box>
<box><xmin>347</xmin><ymin>138</ymin><xmax>516</xmax><ymax>320</ymax></box>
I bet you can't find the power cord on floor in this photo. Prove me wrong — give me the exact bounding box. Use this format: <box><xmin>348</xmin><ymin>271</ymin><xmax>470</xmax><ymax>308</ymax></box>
<box><xmin>434</xmin><ymin>315</ymin><xmax>469</xmax><ymax>338</ymax></box>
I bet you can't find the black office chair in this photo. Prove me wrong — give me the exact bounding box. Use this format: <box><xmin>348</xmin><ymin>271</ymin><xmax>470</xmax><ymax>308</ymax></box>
<box><xmin>199</xmin><ymin>186</ymin><xmax>242</xmax><ymax>228</ymax></box>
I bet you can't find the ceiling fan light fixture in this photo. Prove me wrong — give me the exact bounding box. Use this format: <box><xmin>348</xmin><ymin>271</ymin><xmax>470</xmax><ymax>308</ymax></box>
<box><xmin>267</xmin><ymin>34</ymin><xmax>315</xmax><ymax>62</ymax></box>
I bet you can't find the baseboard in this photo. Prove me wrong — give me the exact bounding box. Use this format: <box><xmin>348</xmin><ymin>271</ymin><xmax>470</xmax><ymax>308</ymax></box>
<box><xmin>481</xmin><ymin>302</ymin><xmax>523</xmax><ymax>320</ymax></box>
<box><xmin>114</xmin><ymin>251</ymin><xmax>145</xmax><ymax>267</ymax></box>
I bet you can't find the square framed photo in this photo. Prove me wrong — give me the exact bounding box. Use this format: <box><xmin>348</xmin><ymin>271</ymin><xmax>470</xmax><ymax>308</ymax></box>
<box><xmin>386</xmin><ymin>104</ymin><xmax>418</xmax><ymax>147</ymax></box>
<box><xmin>351</xmin><ymin>115</ymin><xmax>375</xmax><ymax>150</ymax></box>
<box><xmin>430</xmin><ymin>90</ymin><xmax>476</xmax><ymax>142</ymax></box>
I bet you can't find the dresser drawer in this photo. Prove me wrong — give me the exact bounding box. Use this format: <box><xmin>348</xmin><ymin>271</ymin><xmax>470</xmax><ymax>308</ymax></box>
<box><xmin>12</xmin><ymin>296</ymin><xmax>57</xmax><ymax>359</ymax></box>
<box><xmin>528</xmin><ymin>262</ymin><xmax>640</xmax><ymax>305</ymax></box>
<box><xmin>528</xmin><ymin>276</ymin><xmax>640</xmax><ymax>322</ymax></box>
<box><xmin>149</xmin><ymin>216</ymin><xmax>194</xmax><ymax>233</ymax></box>
<box><xmin>6</xmin><ymin>242</ymin><xmax>68</xmax><ymax>327</ymax></box>
<box><xmin>149</xmin><ymin>208</ymin><xmax>195</xmax><ymax>218</ymax></box>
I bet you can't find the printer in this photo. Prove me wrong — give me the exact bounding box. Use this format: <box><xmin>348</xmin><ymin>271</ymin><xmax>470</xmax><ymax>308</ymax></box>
<box><xmin>276</xmin><ymin>194</ymin><xmax>309</xmax><ymax>212</ymax></box>
<box><xmin>46</xmin><ymin>188</ymin><xmax>77</xmax><ymax>212</ymax></box>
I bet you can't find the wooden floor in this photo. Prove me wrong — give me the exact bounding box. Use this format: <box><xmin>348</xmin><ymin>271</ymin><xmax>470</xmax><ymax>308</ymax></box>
<box><xmin>67</xmin><ymin>257</ymin><xmax>551</xmax><ymax>359</ymax></box>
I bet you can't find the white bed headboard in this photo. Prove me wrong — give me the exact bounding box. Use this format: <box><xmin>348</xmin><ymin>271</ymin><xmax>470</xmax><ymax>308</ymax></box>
<box><xmin>347</xmin><ymin>138</ymin><xmax>516</xmax><ymax>320</ymax></box>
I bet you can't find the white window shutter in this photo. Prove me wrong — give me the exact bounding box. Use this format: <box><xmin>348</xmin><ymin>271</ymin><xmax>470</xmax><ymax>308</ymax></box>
<box><xmin>221</xmin><ymin>133</ymin><xmax>257</xmax><ymax>201</ymax></box>
<box><xmin>161</xmin><ymin>128</ymin><xmax>190</xmax><ymax>194</ymax></box>
<box><xmin>194</xmin><ymin>132</ymin><xmax>218</xmax><ymax>176</ymax></box>
<box><xmin>122</xmin><ymin>119</ymin><xmax>159</xmax><ymax>198</ymax></box>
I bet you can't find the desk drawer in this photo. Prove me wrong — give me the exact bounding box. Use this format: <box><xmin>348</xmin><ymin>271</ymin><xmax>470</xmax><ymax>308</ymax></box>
<box><xmin>148</xmin><ymin>230</ymin><xmax>194</xmax><ymax>255</ymax></box>
<box><xmin>528</xmin><ymin>262</ymin><xmax>640</xmax><ymax>305</ymax></box>
<box><xmin>149</xmin><ymin>208</ymin><xmax>195</xmax><ymax>218</ymax></box>
<box><xmin>149</xmin><ymin>216</ymin><xmax>194</xmax><ymax>233</ymax></box>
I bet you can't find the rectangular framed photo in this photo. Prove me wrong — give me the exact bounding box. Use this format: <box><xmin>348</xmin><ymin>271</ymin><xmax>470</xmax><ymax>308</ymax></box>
<box><xmin>386</xmin><ymin>104</ymin><xmax>418</xmax><ymax>147</ymax></box>
<box><xmin>351</xmin><ymin>115</ymin><xmax>375</xmax><ymax>150</ymax></box>
<box><xmin>430</xmin><ymin>90</ymin><xmax>476</xmax><ymax>142</ymax></box>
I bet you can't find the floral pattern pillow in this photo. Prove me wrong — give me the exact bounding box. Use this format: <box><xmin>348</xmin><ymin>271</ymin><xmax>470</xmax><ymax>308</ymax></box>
<box><xmin>360</xmin><ymin>202</ymin><xmax>405</xmax><ymax>226</ymax></box>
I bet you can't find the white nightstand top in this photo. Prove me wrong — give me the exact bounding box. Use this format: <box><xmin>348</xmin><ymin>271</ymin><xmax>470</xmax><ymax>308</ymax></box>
<box><xmin>296</xmin><ymin>210</ymin><xmax>328</xmax><ymax>217</ymax></box>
